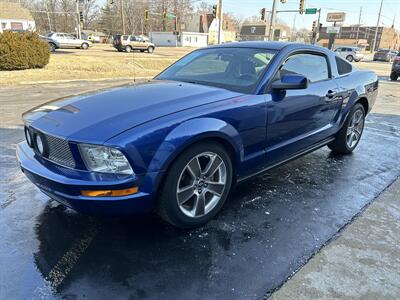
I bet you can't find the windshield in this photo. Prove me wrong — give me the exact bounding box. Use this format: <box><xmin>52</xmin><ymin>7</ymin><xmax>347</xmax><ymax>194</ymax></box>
<box><xmin>155</xmin><ymin>47</ymin><xmax>277</xmax><ymax>93</ymax></box>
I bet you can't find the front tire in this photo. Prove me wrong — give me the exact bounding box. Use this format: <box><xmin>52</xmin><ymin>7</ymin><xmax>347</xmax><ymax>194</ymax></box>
<box><xmin>328</xmin><ymin>103</ymin><xmax>365</xmax><ymax>154</ymax></box>
<box><xmin>81</xmin><ymin>43</ymin><xmax>89</xmax><ymax>50</ymax></box>
<box><xmin>147</xmin><ymin>46</ymin><xmax>154</xmax><ymax>53</ymax></box>
<box><xmin>48</xmin><ymin>43</ymin><xmax>56</xmax><ymax>52</ymax></box>
<box><xmin>390</xmin><ymin>72</ymin><xmax>398</xmax><ymax>81</ymax></box>
<box><xmin>157</xmin><ymin>142</ymin><xmax>233</xmax><ymax>228</ymax></box>
<box><xmin>346</xmin><ymin>55</ymin><xmax>354</xmax><ymax>62</ymax></box>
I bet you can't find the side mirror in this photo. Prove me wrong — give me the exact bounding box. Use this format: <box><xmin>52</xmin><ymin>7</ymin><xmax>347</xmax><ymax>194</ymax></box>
<box><xmin>271</xmin><ymin>74</ymin><xmax>309</xmax><ymax>90</ymax></box>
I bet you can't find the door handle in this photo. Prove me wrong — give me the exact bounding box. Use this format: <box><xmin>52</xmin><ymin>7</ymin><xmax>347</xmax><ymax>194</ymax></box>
<box><xmin>326</xmin><ymin>90</ymin><xmax>337</xmax><ymax>98</ymax></box>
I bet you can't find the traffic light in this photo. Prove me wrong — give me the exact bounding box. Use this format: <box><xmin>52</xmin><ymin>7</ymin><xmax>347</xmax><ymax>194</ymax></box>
<box><xmin>212</xmin><ymin>5</ymin><xmax>218</xmax><ymax>18</ymax></box>
<box><xmin>260</xmin><ymin>8</ymin><xmax>266</xmax><ymax>21</ymax></box>
<box><xmin>79</xmin><ymin>11</ymin><xmax>84</xmax><ymax>23</ymax></box>
<box><xmin>299</xmin><ymin>0</ymin><xmax>305</xmax><ymax>14</ymax></box>
<box><xmin>144</xmin><ymin>10</ymin><xmax>149</xmax><ymax>21</ymax></box>
<box><xmin>312</xmin><ymin>20</ymin><xmax>316</xmax><ymax>32</ymax></box>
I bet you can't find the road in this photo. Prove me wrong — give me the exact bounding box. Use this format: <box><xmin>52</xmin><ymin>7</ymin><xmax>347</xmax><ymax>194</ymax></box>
<box><xmin>0</xmin><ymin>61</ymin><xmax>399</xmax><ymax>299</ymax></box>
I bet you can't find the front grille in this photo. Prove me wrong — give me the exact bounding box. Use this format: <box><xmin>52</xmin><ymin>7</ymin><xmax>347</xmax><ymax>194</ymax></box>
<box><xmin>26</xmin><ymin>127</ymin><xmax>76</xmax><ymax>169</ymax></box>
<box><xmin>45</xmin><ymin>134</ymin><xmax>76</xmax><ymax>168</ymax></box>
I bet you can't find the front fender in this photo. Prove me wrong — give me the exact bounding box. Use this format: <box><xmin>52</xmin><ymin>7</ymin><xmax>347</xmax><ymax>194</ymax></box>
<box><xmin>147</xmin><ymin>117</ymin><xmax>243</xmax><ymax>174</ymax></box>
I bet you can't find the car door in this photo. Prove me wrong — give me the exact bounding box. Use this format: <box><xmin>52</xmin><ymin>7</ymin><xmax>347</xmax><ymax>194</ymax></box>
<box><xmin>129</xmin><ymin>36</ymin><xmax>143</xmax><ymax>49</ymax></box>
<box><xmin>265</xmin><ymin>51</ymin><xmax>340</xmax><ymax>165</ymax></box>
<box><xmin>65</xmin><ymin>34</ymin><xmax>78</xmax><ymax>47</ymax></box>
<box><xmin>54</xmin><ymin>34</ymin><xmax>67</xmax><ymax>47</ymax></box>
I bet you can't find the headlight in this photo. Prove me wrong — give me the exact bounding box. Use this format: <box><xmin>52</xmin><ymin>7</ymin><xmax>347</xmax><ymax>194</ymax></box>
<box><xmin>79</xmin><ymin>144</ymin><xmax>134</xmax><ymax>175</ymax></box>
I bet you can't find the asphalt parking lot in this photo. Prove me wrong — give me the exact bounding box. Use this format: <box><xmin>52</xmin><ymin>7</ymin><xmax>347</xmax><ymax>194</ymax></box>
<box><xmin>0</xmin><ymin>61</ymin><xmax>399</xmax><ymax>299</ymax></box>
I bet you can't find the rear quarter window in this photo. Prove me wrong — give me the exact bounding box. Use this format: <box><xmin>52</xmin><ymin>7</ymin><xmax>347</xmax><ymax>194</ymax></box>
<box><xmin>335</xmin><ymin>56</ymin><xmax>353</xmax><ymax>75</ymax></box>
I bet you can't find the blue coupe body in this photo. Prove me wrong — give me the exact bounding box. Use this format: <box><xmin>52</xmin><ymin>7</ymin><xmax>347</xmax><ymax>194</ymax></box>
<box><xmin>17</xmin><ymin>42</ymin><xmax>378</xmax><ymax>219</ymax></box>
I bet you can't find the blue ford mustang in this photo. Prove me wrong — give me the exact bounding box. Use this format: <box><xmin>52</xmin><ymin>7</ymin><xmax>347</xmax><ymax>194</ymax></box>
<box><xmin>17</xmin><ymin>42</ymin><xmax>378</xmax><ymax>228</ymax></box>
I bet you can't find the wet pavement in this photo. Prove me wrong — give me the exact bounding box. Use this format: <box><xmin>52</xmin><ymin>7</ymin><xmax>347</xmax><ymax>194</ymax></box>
<box><xmin>1</xmin><ymin>111</ymin><xmax>399</xmax><ymax>300</ymax></box>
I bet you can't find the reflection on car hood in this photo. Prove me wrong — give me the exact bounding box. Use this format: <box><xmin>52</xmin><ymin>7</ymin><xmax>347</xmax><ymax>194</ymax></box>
<box><xmin>23</xmin><ymin>80</ymin><xmax>242</xmax><ymax>144</ymax></box>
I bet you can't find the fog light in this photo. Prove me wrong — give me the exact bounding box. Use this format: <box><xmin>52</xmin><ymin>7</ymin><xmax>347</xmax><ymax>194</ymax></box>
<box><xmin>81</xmin><ymin>187</ymin><xmax>138</xmax><ymax>197</ymax></box>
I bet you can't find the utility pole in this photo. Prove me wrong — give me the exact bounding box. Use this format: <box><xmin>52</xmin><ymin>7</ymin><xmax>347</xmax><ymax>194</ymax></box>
<box><xmin>46</xmin><ymin>3</ymin><xmax>52</xmax><ymax>32</ymax></box>
<box><xmin>372</xmin><ymin>0</ymin><xmax>383</xmax><ymax>52</ymax></box>
<box><xmin>75</xmin><ymin>0</ymin><xmax>81</xmax><ymax>39</ymax></box>
<box><xmin>217</xmin><ymin>0</ymin><xmax>223</xmax><ymax>44</ymax></box>
<box><xmin>356</xmin><ymin>7</ymin><xmax>362</xmax><ymax>44</ymax></box>
<box><xmin>120</xmin><ymin>0</ymin><xmax>126</xmax><ymax>34</ymax></box>
<box><xmin>268</xmin><ymin>0</ymin><xmax>278</xmax><ymax>41</ymax></box>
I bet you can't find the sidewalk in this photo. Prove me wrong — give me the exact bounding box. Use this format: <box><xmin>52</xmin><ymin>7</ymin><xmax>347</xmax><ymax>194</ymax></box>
<box><xmin>271</xmin><ymin>177</ymin><xmax>400</xmax><ymax>300</ymax></box>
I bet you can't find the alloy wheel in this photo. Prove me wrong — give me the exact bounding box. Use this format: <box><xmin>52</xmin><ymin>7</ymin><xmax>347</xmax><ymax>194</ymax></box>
<box><xmin>176</xmin><ymin>152</ymin><xmax>227</xmax><ymax>218</ymax></box>
<box><xmin>346</xmin><ymin>109</ymin><xmax>364</xmax><ymax>149</ymax></box>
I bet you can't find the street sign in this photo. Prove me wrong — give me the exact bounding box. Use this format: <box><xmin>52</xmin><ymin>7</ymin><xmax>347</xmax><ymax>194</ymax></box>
<box><xmin>326</xmin><ymin>12</ymin><xmax>346</xmax><ymax>22</ymax></box>
<box><xmin>326</xmin><ymin>26</ymin><xmax>340</xmax><ymax>34</ymax></box>
<box><xmin>165</xmin><ymin>13</ymin><xmax>176</xmax><ymax>20</ymax></box>
<box><xmin>305</xmin><ymin>8</ymin><xmax>317</xmax><ymax>14</ymax></box>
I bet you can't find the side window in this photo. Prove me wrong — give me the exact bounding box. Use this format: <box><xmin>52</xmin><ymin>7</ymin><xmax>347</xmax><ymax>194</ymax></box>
<box><xmin>335</xmin><ymin>56</ymin><xmax>353</xmax><ymax>75</ymax></box>
<box><xmin>277</xmin><ymin>53</ymin><xmax>329</xmax><ymax>83</ymax></box>
<box><xmin>175</xmin><ymin>53</ymin><xmax>230</xmax><ymax>76</ymax></box>
<box><xmin>130</xmin><ymin>36</ymin><xmax>137</xmax><ymax>41</ymax></box>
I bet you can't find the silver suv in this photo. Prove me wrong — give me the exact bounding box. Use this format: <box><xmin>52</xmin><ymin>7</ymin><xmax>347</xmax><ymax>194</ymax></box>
<box><xmin>334</xmin><ymin>47</ymin><xmax>364</xmax><ymax>62</ymax></box>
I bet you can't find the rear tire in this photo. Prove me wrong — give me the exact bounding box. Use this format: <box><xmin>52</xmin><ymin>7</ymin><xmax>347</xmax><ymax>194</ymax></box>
<box><xmin>125</xmin><ymin>45</ymin><xmax>132</xmax><ymax>53</ymax></box>
<box><xmin>157</xmin><ymin>142</ymin><xmax>233</xmax><ymax>228</ymax></box>
<box><xmin>390</xmin><ymin>72</ymin><xmax>399</xmax><ymax>81</ymax></box>
<box><xmin>346</xmin><ymin>55</ymin><xmax>354</xmax><ymax>62</ymax></box>
<box><xmin>328</xmin><ymin>103</ymin><xmax>365</xmax><ymax>154</ymax></box>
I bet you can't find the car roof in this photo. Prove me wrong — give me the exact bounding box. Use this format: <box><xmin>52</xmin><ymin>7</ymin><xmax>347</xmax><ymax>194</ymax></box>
<box><xmin>207</xmin><ymin>41</ymin><xmax>331</xmax><ymax>54</ymax></box>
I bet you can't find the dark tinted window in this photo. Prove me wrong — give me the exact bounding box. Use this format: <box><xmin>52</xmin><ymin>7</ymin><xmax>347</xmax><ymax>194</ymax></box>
<box><xmin>278</xmin><ymin>53</ymin><xmax>329</xmax><ymax>82</ymax></box>
<box><xmin>335</xmin><ymin>56</ymin><xmax>353</xmax><ymax>75</ymax></box>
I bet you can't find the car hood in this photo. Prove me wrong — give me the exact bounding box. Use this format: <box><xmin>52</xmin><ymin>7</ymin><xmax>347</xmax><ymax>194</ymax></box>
<box><xmin>23</xmin><ymin>80</ymin><xmax>242</xmax><ymax>144</ymax></box>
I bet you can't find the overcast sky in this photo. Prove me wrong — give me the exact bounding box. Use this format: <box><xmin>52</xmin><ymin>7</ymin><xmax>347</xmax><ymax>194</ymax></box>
<box><xmin>99</xmin><ymin>0</ymin><xmax>399</xmax><ymax>30</ymax></box>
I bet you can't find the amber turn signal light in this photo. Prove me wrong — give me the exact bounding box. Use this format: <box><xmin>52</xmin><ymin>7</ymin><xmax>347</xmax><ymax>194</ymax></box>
<box><xmin>81</xmin><ymin>187</ymin><xmax>138</xmax><ymax>197</ymax></box>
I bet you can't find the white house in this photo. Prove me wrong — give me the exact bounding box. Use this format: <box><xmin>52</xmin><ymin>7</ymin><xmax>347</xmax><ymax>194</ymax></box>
<box><xmin>0</xmin><ymin>2</ymin><xmax>36</xmax><ymax>33</ymax></box>
<box><xmin>149</xmin><ymin>31</ymin><xmax>208</xmax><ymax>47</ymax></box>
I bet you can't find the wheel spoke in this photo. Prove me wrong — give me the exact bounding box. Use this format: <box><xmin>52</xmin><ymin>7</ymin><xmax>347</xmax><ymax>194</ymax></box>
<box><xmin>206</xmin><ymin>182</ymin><xmax>224</xmax><ymax>197</ymax></box>
<box><xmin>354</xmin><ymin>111</ymin><xmax>363</xmax><ymax>124</ymax></box>
<box><xmin>187</xmin><ymin>157</ymin><xmax>201</xmax><ymax>179</ymax></box>
<box><xmin>193</xmin><ymin>193</ymin><xmax>205</xmax><ymax>216</ymax></box>
<box><xmin>177</xmin><ymin>185</ymin><xmax>195</xmax><ymax>205</ymax></box>
<box><xmin>204</xmin><ymin>155</ymin><xmax>222</xmax><ymax>178</ymax></box>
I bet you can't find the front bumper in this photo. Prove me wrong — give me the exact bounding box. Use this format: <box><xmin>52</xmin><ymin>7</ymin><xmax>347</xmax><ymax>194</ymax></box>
<box><xmin>16</xmin><ymin>141</ymin><xmax>156</xmax><ymax>215</ymax></box>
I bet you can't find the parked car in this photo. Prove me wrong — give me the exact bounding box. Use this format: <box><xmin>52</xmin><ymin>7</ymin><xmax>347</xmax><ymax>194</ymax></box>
<box><xmin>46</xmin><ymin>32</ymin><xmax>91</xmax><ymax>49</ymax></box>
<box><xmin>390</xmin><ymin>52</ymin><xmax>400</xmax><ymax>80</ymax></box>
<box><xmin>38</xmin><ymin>35</ymin><xmax>60</xmax><ymax>52</ymax></box>
<box><xmin>334</xmin><ymin>47</ymin><xmax>364</xmax><ymax>62</ymax></box>
<box><xmin>17</xmin><ymin>42</ymin><xmax>378</xmax><ymax>228</ymax></box>
<box><xmin>113</xmin><ymin>34</ymin><xmax>155</xmax><ymax>53</ymax></box>
<box><xmin>373</xmin><ymin>49</ymin><xmax>398</xmax><ymax>62</ymax></box>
